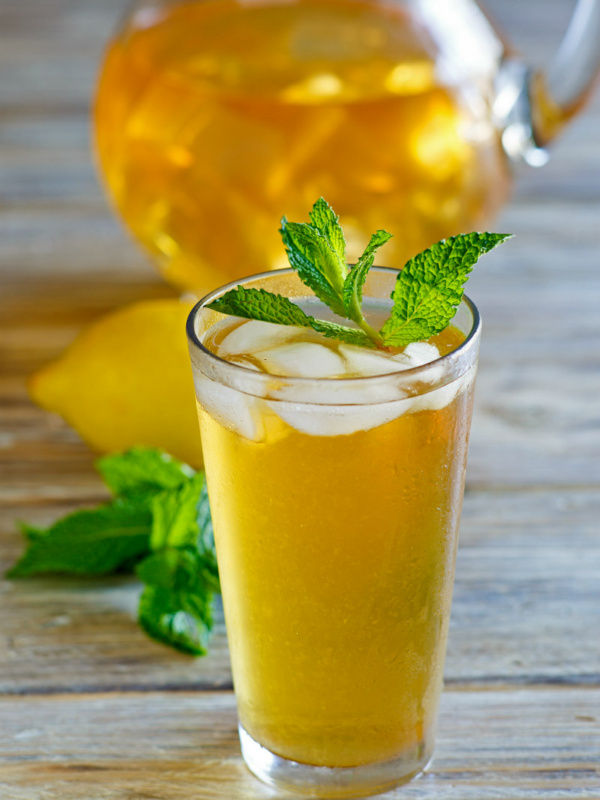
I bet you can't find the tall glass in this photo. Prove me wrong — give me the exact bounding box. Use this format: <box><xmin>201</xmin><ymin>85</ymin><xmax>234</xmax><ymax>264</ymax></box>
<box><xmin>187</xmin><ymin>268</ymin><xmax>480</xmax><ymax>797</ymax></box>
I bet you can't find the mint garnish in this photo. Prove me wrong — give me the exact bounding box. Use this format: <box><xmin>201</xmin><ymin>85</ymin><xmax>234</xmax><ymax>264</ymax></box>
<box><xmin>6</xmin><ymin>447</ymin><xmax>219</xmax><ymax>657</ymax></box>
<box><xmin>380</xmin><ymin>232</ymin><xmax>511</xmax><ymax>347</ymax></box>
<box><xmin>209</xmin><ymin>198</ymin><xmax>511</xmax><ymax>349</ymax></box>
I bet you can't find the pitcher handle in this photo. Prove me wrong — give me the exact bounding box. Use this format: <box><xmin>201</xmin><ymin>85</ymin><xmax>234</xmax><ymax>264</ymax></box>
<box><xmin>496</xmin><ymin>0</ymin><xmax>600</xmax><ymax>165</ymax></box>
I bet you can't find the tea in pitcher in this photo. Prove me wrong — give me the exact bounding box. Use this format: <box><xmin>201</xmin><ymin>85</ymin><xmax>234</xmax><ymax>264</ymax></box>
<box><xmin>95</xmin><ymin>0</ymin><xmax>509</xmax><ymax>290</ymax></box>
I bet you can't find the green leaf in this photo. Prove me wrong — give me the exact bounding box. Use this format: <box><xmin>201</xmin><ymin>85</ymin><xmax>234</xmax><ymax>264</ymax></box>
<box><xmin>150</xmin><ymin>471</ymin><xmax>206</xmax><ymax>551</ymax></box>
<box><xmin>310</xmin><ymin>319</ymin><xmax>376</xmax><ymax>348</ymax></box>
<box><xmin>208</xmin><ymin>286</ymin><xmax>373</xmax><ymax>348</ymax></box>
<box><xmin>7</xmin><ymin>500</ymin><xmax>152</xmax><ymax>577</ymax></box>
<box><xmin>137</xmin><ymin>548</ymin><xmax>215</xmax><ymax>656</ymax></box>
<box><xmin>381</xmin><ymin>232</ymin><xmax>511</xmax><ymax>347</ymax></box>
<box><xmin>97</xmin><ymin>447</ymin><xmax>194</xmax><ymax>501</ymax></box>
<box><xmin>138</xmin><ymin>586</ymin><xmax>213</xmax><ymax>656</ymax></box>
<box><xmin>20</xmin><ymin>523</ymin><xmax>45</xmax><ymax>542</ymax></box>
<box><xmin>136</xmin><ymin>547</ymin><xmax>214</xmax><ymax>595</ymax></box>
<box><xmin>342</xmin><ymin>229</ymin><xmax>392</xmax><ymax>324</ymax></box>
<box><xmin>280</xmin><ymin>216</ymin><xmax>346</xmax><ymax>316</ymax></box>
<box><xmin>208</xmin><ymin>286</ymin><xmax>314</xmax><ymax>328</ymax></box>
<box><xmin>308</xmin><ymin>197</ymin><xmax>346</xmax><ymax>266</ymax></box>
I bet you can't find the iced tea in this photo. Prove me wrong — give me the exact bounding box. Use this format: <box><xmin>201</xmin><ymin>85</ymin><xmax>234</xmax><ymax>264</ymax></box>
<box><xmin>187</xmin><ymin>269</ymin><xmax>480</xmax><ymax>796</ymax></box>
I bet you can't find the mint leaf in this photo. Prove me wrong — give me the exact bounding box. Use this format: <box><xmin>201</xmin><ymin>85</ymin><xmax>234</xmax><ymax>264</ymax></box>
<box><xmin>342</xmin><ymin>262</ymin><xmax>370</xmax><ymax>325</ymax></box>
<box><xmin>381</xmin><ymin>232</ymin><xmax>511</xmax><ymax>347</ymax></box>
<box><xmin>150</xmin><ymin>471</ymin><xmax>206</xmax><ymax>551</ymax></box>
<box><xmin>280</xmin><ymin>220</ymin><xmax>346</xmax><ymax>316</ymax></box>
<box><xmin>137</xmin><ymin>548</ymin><xmax>215</xmax><ymax>656</ymax></box>
<box><xmin>342</xmin><ymin>229</ymin><xmax>392</xmax><ymax>325</ymax></box>
<box><xmin>208</xmin><ymin>286</ymin><xmax>314</xmax><ymax>328</ymax></box>
<box><xmin>6</xmin><ymin>445</ymin><xmax>221</xmax><ymax>658</ymax></box>
<box><xmin>97</xmin><ymin>448</ymin><xmax>194</xmax><ymax>500</ymax></box>
<box><xmin>310</xmin><ymin>319</ymin><xmax>375</xmax><ymax>348</ymax></box>
<box><xmin>209</xmin><ymin>286</ymin><xmax>374</xmax><ymax>348</ymax></box>
<box><xmin>21</xmin><ymin>523</ymin><xmax>45</xmax><ymax>541</ymax></box>
<box><xmin>138</xmin><ymin>586</ymin><xmax>212</xmax><ymax>656</ymax></box>
<box><xmin>308</xmin><ymin>197</ymin><xmax>346</xmax><ymax>266</ymax></box>
<box><xmin>7</xmin><ymin>500</ymin><xmax>152</xmax><ymax>577</ymax></box>
<box><xmin>137</xmin><ymin>547</ymin><xmax>214</xmax><ymax>597</ymax></box>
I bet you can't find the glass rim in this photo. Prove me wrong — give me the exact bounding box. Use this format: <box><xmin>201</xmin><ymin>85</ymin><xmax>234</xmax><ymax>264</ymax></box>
<box><xmin>186</xmin><ymin>266</ymin><xmax>481</xmax><ymax>388</ymax></box>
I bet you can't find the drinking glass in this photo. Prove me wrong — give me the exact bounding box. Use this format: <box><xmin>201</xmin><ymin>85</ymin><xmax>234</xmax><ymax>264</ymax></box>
<box><xmin>187</xmin><ymin>267</ymin><xmax>480</xmax><ymax>797</ymax></box>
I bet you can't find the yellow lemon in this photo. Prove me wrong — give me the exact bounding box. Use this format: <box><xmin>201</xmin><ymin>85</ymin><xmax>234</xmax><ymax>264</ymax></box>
<box><xmin>29</xmin><ymin>298</ymin><xmax>203</xmax><ymax>468</ymax></box>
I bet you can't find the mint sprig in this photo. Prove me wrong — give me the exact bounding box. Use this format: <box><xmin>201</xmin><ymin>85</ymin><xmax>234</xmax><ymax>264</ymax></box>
<box><xmin>209</xmin><ymin>198</ymin><xmax>511</xmax><ymax>350</ymax></box>
<box><xmin>6</xmin><ymin>448</ymin><xmax>219</xmax><ymax>657</ymax></box>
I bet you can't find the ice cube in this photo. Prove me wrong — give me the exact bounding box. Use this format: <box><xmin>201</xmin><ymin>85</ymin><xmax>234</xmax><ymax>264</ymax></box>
<box><xmin>409</xmin><ymin>382</ymin><xmax>458</xmax><ymax>413</ymax></box>
<box><xmin>193</xmin><ymin>372</ymin><xmax>265</xmax><ymax>442</ymax></box>
<box><xmin>255</xmin><ymin>342</ymin><xmax>346</xmax><ymax>378</ymax></box>
<box><xmin>402</xmin><ymin>341</ymin><xmax>440</xmax><ymax>366</ymax></box>
<box><xmin>218</xmin><ymin>320</ymin><xmax>306</xmax><ymax>357</ymax></box>
<box><xmin>410</xmin><ymin>364</ymin><xmax>477</xmax><ymax>413</ymax></box>
<box><xmin>338</xmin><ymin>344</ymin><xmax>413</xmax><ymax>377</ymax></box>
<box><xmin>269</xmin><ymin>398</ymin><xmax>416</xmax><ymax>437</ymax></box>
<box><xmin>227</xmin><ymin>356</ymin><xmax>262</xmax><ymax>372</ymax></box>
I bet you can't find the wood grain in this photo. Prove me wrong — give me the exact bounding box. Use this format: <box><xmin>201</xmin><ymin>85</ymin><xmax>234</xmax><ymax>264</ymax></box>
<box><xmin>0</xmin><ymin>689</ymin><xmax>598</xmax><ymax>799</ymax></box>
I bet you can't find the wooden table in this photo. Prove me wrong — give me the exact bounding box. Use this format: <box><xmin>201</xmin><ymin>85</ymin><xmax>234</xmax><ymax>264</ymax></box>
<box><xmin>1</xmin><ymin>1</ymin><xmax>599</xmax><ymax>797</ymax></box>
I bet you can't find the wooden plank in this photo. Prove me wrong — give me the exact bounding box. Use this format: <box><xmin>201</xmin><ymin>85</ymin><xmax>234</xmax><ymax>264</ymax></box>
<box><xmin>0</xmin><ymin>0</ymin><xmax>125</xmax><ymax>113</ymax></box>
<box><xmin>449</xmin><ymin>488</ymin><xmax>600</xmax><ymax>684</ymax></box>
<box><xmin>0</xmin><ymin>689</ymin><xmax>598</xmax><ymax>798</ymax></box>
<box><xmin>1</xmin><ymin>489</ymin><xmax>598</xmax><ymax>694</ymax></box>
<box><xmin>469</xmin><ymin>363</ymin><xmax>600</xmax><ymax>488</ymax></box>
<box><xmin>0</xmin><ymin>209</ymin><xmax>149</xmax><ymax>277</ymax></box>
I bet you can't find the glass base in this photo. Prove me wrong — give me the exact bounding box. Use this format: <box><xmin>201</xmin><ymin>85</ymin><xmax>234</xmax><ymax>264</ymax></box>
<box><xmin>239</xmin><ymin>725</ymin><xmax>432</xmax><ymax>798</ymax></box>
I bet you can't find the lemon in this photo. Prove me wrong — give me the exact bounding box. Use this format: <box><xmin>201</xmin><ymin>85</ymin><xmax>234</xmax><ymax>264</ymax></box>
<box><xmin>29</xmin><ymin>298</ymin><xmax>203</xmax><ymax>468</ymax></box>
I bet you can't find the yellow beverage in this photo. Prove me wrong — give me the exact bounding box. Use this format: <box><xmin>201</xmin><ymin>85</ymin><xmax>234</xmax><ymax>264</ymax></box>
<box><xmin>187</xmin><ymin>269</ymin><xmax>480</xmax><ymax>795</ymax></box>
<box><xmin>95</xmin><ymin>0</ymin><xmax>509</xmax><ymax>291</ymax></box>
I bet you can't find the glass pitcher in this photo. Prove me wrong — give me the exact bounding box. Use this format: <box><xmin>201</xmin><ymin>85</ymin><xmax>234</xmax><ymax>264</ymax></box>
<box><xmin>94</xmin><ymin>0</ymin><xmax>600</xmax><ymax>292</ymax></box>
